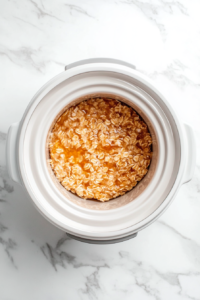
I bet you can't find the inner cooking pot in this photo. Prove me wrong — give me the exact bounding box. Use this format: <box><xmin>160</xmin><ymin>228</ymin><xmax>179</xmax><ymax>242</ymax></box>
<box><xmin>18</xmin><ymin>68</ymin><xmax>181</xmax><ymax>237</ymax></box>
<box><xmin>46</xmin><ymin>93</ymin><xmax>158</xmax><ymax>210</ymax></box>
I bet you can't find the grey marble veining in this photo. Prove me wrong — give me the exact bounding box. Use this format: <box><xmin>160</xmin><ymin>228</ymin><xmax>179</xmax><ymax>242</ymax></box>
<box><xmin>0</xmin><ymin>0</ymin><xmax>200</xmax><ymax>299</ymax></box>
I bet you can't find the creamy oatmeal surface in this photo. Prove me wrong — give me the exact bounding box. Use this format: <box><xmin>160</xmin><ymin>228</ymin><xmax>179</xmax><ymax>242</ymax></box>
<box><xmin>48</xmin><ymin>98</ymin><xmax>152</xmax><ymax>202</ymax></box>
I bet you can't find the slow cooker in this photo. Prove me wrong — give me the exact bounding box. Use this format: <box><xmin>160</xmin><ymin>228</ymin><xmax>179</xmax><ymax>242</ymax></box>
<box><xmin>6</xmin><ymin>58</ymin><xmax>196</xmax><ymax>244</ymax></box>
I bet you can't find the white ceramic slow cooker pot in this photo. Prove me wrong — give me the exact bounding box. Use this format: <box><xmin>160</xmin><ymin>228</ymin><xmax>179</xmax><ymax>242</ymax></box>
<box><xmin>6</xmin><ymin>58</ymin><xmax>196</xmax><ymax>244</ymax></box>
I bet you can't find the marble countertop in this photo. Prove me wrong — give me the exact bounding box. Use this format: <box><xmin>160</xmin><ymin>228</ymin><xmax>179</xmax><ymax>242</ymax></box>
<box><xmin>1</xmin><ymin>0</ymin><xmax>200</xmax><ymax>299</ymax></box>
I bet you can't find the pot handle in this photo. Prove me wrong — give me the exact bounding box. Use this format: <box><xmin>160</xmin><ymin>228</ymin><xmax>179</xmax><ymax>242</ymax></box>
<box><xmin>6</xmin><ymin>122</ymin><xmax>22</xmax><ymax>185</ymax></box>
<box><xmin>65</xmin><ymin>58</ymin><xmax>136</xmax><ymax>71</ymax></box>
<box><xmin>182</xmin><ymin>123</ymin><xmax>196</xmax><ymax>184</ymax></box>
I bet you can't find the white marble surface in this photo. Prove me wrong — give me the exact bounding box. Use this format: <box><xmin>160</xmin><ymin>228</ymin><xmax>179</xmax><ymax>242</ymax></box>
<box><xmin>0</xmin><ymin>0</ymin><xmax>200</xmax><ymax>299</ymax></box>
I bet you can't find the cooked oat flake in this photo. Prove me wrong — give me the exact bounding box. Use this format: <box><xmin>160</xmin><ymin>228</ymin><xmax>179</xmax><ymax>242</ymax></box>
<box><xmin>49</xmin><ymin>98</ymin><xmax>152</xmax><ymax>202</ymax></box>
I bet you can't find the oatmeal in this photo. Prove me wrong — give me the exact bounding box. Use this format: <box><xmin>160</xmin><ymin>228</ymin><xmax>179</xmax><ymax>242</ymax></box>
<box><xmin>48</xmin><ymin>98</ymin><xmax>152</xmax><ymax>202</ymax></box>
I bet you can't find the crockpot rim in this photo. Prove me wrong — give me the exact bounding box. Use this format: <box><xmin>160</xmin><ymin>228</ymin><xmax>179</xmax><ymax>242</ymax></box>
<box><xmin>16</xmin><ymin>63</ymin><xmax>186</xmax><ymax>239</ymax></box>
